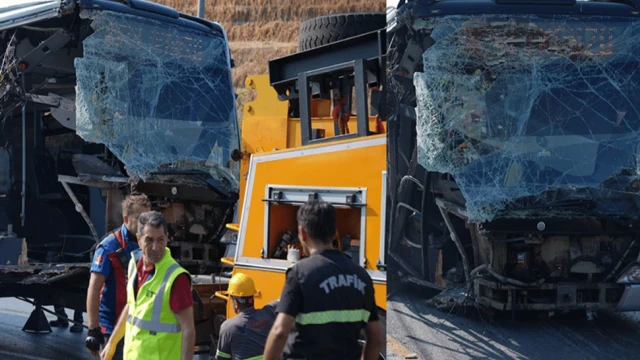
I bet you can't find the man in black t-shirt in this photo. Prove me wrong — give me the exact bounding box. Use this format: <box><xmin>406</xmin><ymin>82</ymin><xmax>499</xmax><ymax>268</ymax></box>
<box><xmin>263</xmin><ymin>200</ymin><xmax>383</xmax><ymax>360</ymax></box>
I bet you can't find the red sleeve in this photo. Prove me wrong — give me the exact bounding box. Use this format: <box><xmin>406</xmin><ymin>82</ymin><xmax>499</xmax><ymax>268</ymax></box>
<box><xmin>169</xmin><ymin>273</ymin><xmax>194</xmax><ymax>313</ymax></box>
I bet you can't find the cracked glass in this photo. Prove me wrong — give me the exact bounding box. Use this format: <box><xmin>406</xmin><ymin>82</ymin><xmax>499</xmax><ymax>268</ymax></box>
<box><xmin>75</xmin><ymin>10</ymin><xmax>239</xmax><ymax>191</ymax></box>
<box><xmin>413</xmin><ymin>15</ymin><xmax>640</xmax><ymax>222</ymax></box>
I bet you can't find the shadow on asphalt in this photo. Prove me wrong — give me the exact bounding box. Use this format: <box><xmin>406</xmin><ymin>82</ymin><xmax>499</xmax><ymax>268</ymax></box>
<box><xmin>0</xmin><ymin>310</ymin><xmax>92</xmax><ymax>360</ymax></box>
<box><xmin>386</xmin><ymin>258</ymin><xmax>640</xmax><ymax>360</ymax></box>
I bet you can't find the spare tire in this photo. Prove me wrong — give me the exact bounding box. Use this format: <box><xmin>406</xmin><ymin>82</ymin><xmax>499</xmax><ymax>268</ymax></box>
<box><xmin>298</xmin><ymin>12</ymin><xmax>385</xmax><ymax>52</ymax></box>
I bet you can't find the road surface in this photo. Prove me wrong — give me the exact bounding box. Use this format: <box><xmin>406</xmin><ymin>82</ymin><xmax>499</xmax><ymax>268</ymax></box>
<box><xmin>386</xmin><ymin>280</ymin><xmax>640</xmax><ymax>360</ymax></box>
<box><xmin>0</xmin><ymin>298</ymin><xmax>93</xmax><ymax>360</ymax></box>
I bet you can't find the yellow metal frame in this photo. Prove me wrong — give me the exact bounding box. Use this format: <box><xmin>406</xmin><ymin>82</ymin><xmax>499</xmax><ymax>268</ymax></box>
<box><xmin>224</xmin><ymin>74</ymin><xmax>387</xmax><ymax>320</ymax></box>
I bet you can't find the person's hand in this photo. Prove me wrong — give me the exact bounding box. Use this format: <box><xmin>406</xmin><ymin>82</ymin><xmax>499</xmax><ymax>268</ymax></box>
<box><xmin>100</xmin><ymin>341</ymin><xmax>115</xmax><ymax>360</ymax></box>
<box><xmin>85</xmin><ymin>327</ymin><xmax>104</xmax><ymax>356</ymax></box>
<box><xmin>287</xmin><ymin>245</ymin><xmax>300</xmax><ymax>263</ymax></box>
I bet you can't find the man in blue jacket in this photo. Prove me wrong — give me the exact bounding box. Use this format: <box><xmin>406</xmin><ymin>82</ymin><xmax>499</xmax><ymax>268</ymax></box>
<box><xmin>84</xmin><ymin>194</ymin><xmax>151</xmax><ymax>359</ymax></box>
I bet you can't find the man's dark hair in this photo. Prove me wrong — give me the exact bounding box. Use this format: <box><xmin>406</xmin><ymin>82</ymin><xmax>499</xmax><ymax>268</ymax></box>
<box><xmin>232</xmin><ymin>296</ymin><xmax>254</xmax><ymax>310</ymax></box>
<box><xmin>137</xmin><ymin>210</ymin><xmax>168</xmax><ymax>236</ymax></box>
<box><xmin>296</xmin><ymin>200</ymin><xmax>336</xmax><ymax>244</ymax></box>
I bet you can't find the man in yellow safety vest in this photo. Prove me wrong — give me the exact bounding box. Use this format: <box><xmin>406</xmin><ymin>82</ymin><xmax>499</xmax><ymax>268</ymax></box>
<box><xmin>100</xmin><ymin>210</ymin><xmax>196</xmax><ymax>360</ymax></box>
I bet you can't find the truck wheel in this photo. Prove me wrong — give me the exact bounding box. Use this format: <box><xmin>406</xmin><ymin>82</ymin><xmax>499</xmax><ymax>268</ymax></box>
<box><xmin>298</xmin><ymin>12</ymin><xmax>386</xmax><ymax>52</ymax></box>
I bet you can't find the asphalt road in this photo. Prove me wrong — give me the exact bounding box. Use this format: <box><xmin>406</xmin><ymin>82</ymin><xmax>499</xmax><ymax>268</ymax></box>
<box><xmin>386</xmin><ymin>281</ymin><xmax>640</xmax><ymax>360</ymax></box>
<box><xmin>0</xmin><ymin>298</ymin><xmax>94</xmax><ymax>360</ymax></box>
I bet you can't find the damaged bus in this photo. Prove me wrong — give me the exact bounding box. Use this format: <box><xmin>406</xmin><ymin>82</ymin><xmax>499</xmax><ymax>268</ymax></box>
<box><xmin>387</xmin><ymin>0</ymin><xmax>640</xmax><ymax>317</ymax></box>
<box><xmin>0</xmin><ymin>0</ymin><xmax>239</xmax><ymax>349</ymax></box>
<box><xmin>1</xmin><ymin>0</ymin><xmax>386</xmax><ymax>357</ymax></box>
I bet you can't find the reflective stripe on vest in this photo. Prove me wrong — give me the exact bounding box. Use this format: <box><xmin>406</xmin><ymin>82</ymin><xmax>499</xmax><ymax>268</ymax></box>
<box><xmin>295</xmin><ymin>309</ymin><xmax>371</xmax><ymax>325</ymax></box>
<box><xmin>215</xmin><ymin>350</ymin><xmax>230</xmax><ymax>359</ymax></box>
<box><xmin>215</xmin><ymin>350</ymin><xmax>263</xmax><ymax>360</ymax></box>
<box><xmin>126</xmin><ymin>263</ymin><xmax>181</xmax><ymax>335</ymax></box>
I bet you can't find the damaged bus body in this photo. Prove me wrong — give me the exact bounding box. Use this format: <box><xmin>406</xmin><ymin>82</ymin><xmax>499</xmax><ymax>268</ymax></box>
<box><xmin>387</xmin><ymin>0</ymin><xmax>640</xmax><ymax>316</ymax></box>
<box><xmin>0</xmin><ymin>0</ymin><xmax>239</xmax><ymax>341</ymax></box>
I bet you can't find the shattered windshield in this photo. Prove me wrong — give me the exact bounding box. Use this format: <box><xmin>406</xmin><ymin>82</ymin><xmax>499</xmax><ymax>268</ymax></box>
<box><xmin>414</xmin><ymin>15</ymin><xmax>640</xmax><ymax>222</ymax></box>
<box><xmin>75</xmin><ymin>10</ymin><xmax>239</xmax><ymax>190</ymax></box>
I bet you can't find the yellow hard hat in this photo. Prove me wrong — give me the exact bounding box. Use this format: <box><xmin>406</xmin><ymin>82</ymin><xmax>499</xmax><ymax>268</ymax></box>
<box><xmin>227</xmin><ymin>273</ymin><xmax>257</xmax><ymax>297</ymax></box>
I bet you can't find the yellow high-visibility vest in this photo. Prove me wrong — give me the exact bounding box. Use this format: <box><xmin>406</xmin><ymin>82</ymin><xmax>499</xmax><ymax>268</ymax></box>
<box><xmin>123</xmin><ymin>248</ymin><xmax>190</xmax><ymax>360</ymax></box>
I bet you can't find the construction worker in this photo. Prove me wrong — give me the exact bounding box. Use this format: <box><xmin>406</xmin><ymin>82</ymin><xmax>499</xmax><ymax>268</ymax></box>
<box><xmin>100</xmin><ymin>210</ymin><xmax>195</xmax><ymax>360</ymax></box>
<box><xmin>85</xmin><ymin>194</ymin><xmax>151</xmax><ymax>359</ymax></box>
<box><xmin>263</xmin><ymin>200</ymin><xmax>384</xmax><ymax>360</ymax></box>
<box><xmin>215</xmin><ymin>273</ymin><xmax>279</xmax><ymax>360</ymax></box>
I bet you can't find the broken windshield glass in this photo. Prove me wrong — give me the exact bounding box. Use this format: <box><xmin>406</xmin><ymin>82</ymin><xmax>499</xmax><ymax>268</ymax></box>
<box><xmin>75</xmin><ymin>9</ymin><xmax>239</xmax><ymax>191</ymax></box>
<box><xmin>414</xmin><ymin>15</ymin><xmax>640</xmax><ymax>222</ymax></box>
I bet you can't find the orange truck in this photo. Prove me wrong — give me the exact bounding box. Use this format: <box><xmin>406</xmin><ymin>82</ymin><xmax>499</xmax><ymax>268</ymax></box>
<box><xmin>198</xmin><ymin>12</ymin><xmax>389</xmax><ymax>358</ymax></box>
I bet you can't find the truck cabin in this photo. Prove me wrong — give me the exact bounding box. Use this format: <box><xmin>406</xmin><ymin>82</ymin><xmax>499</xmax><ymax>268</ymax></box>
<box><xmin>221</xmin><ymin>17</ymin><xmax>389</xmax><ymax>261</ymax></box>
<box><xmin>212</xmin><ymin>18</ymin><xmax>389</xmax><ymax>358</ymax></box>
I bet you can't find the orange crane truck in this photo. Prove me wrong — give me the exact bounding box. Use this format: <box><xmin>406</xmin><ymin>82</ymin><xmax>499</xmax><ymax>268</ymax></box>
<box><xmin>192</xmin><ymin>13</ymin><xmax>389</xmax><ymax>359</ymax></box>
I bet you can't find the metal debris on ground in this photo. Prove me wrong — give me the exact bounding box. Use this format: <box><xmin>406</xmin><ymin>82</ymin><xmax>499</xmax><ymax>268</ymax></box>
<box><xmin>388</xmin><ymin>335</ymin><xmax>422</xmax><ymax>360</ymax></box>
<box><xmin>425</xmin><ymin>285</ymin><xmax>470</xmax><ymax>310</ymax></box>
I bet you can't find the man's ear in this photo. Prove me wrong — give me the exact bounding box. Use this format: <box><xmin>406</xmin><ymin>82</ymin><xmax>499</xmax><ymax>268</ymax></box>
<box><xmin>298</xmin><ymin>226</ymin><xmax>306</xmax><ymax>242</ymax></box>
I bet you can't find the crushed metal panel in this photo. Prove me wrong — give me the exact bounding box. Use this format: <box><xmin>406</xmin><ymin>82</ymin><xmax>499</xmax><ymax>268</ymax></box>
<box><xmin>74</xmin><ymin>9</ymin><xmax>240</xmax><ymax>192</ymax></box>
<box><xmin>413</xmin><ymin>15</ymin><xmax>640</xmax><ymax>222</ymax></box>
<box><xmin>0</xmin><ymin>262</ymin><xmax>91</xmax><ymax>284</ymax></box>
<box><xmin>20</xmin><ymin>265</ymin><xmax>89</xmax><ymax>284</ymax></box>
